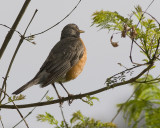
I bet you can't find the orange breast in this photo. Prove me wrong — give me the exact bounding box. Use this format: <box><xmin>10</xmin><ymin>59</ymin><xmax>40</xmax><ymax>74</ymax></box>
<box><xmin>65</xmin><ymin>39</ymin><xmax>87</xmax><ymax>81</ymax></box>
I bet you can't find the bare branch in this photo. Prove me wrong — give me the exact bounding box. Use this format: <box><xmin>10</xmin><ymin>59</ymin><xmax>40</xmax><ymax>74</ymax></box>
<box><xmin>105</xmin><ymin>64</ymin><xmax>144</xmax><ymax>84</ymax></box>
<box><xmin>25</xmin><ymin>0</ymin><xmax>82</xmax><ymax>38</ymax></box>
<box><xmin>135</xmin><ymin>78</ymin><xmax>160</xmax><ymax>84</ymax></box>
<box><xmin>60</xmin><ymin>106</ymin><xmax>69</xmax><ymax>128</ymax></box>
<box><xmin>13</xmin><ymin>90</ymin><xmax>49</xmax><ymax>128</ymax></box>
<box><xmin>127</xmin><ymin>35</ymin><xmax>146</xmax><ymax>53</ymax></box>
<box><xmin>0</xmin><ymin>89</ymin><xmax>29</xmax><ymax>128</ymax></box>
<box><xmin>0</xmin><ymin>63</ymin><xmax>153</xmax><ymax>109</ymax></box>
<box><xmin>130</xmin><ymin>0</ymin><xmax>155</xmax><ymax>65</ymax></box>
<box><xmin>153</xmin><ymin>38</ymin><xmax>160</xmax><ymax>59</ymax></box>
<box><xmin>136</xmin><ymin>0</ymin><xmax>155</xmax><ymax>28</ymax></box>
<box><xmin>0</xmin><ymin>24</ymin><xmax>23</xmax><ymax>36</ymax></box>
<box><xmin>143</xmin><ymin>12</ymin><xmax>160</xmax><ymax>25</ymax></box>
<box><xmin>129</xmin><ymin>39</ymin><xmax>135</xmax><ymax>64</ymax></box>
<box><xmin>0</xmin><ymin>0</ymin><xmax>31</xmax><ymax>60</ymax></box>
<box><xmin>0</xmin><ymin>23</ymin><xmax>36</xmax><ymax>44</ymax></box>
<box><xmin>24</xmin><ymin>9</ymin><xmax>38</xmax><ymax>34</ymax></box>
<box><xmin>0</xmin><ymin>10</ymin><xmax>38</xmax><ymax>102</ymax></box>
<box><xmin>0</xmin><ymin>117</ymin><xmax>4</xmax><ymax>128</ymax></box>
<box><xmin>129</xmin><ymin>39</ymin><xmax>145</xmax><ymax>65</ymax></box>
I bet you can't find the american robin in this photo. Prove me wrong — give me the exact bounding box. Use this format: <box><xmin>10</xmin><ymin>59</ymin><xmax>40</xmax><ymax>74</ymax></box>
<box><xmin>12</xmin><ymin>24</ymin><xmax>87</xmax><ymax>100</ymax></box>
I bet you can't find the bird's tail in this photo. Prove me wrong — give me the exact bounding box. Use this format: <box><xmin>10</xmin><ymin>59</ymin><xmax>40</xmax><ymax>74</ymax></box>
<box><xmin>12</xmin><ymin>78</ymin><xmax>39</xmax><ymax>95</ymax></box>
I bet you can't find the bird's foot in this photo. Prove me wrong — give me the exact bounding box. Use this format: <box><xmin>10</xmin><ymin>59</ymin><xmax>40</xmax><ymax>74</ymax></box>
<box><xmin>67</xmin><ymin>94</ymin><xmax>74</xmax><ymax>105</ymax></box>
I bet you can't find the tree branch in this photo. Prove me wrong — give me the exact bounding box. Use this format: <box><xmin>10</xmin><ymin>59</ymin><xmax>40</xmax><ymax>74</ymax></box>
<box><xmin>130</xmin><ymin>0</ymin><xmax>155</xmax><ymax>65</ymax></box>
<box><xmin>0</xmin><ymin>24</ymin><xmax>23</xmax><ymax>36</ymax></box>
<box><xmin>143</xmin><ymin>12</ymin><xmax>160</xmax><ymax>25</ymax></box>
<box><xmin>0</xmin><ymin>10</ymin><xmax>38</xmax><ymax>102</ymax></box>
<box><xmin>60</xmin><ymin>106</ymin><xmax>69</xmax><ymax>128</ymax></box>
<box><xmin>136</xmin><ymin>0</ymin><xmax>155</xmax><ymax>28</ymax></box>
<box><xmin>0</xmin><ymin>117</ymin><xmax>4</xmax><ymax>128</ymax></box>
<box><xmin>25</xmin><ymin>0</ymin><xmax>82</xmax><ymax>38</ymax></box>
<box><xmin>0</xmin><ymin>0</ymin><xmax>31</xmax><ymax>60</ymax></box>
<box><xmin>0</xmin><ymin>63</ymin><xmax>153</xmax><ymax>109</ymax></box>
<box><xmin>13</xmin><ymin>90</ymin><xmax>49</xmax><ymax>128</ymax></box>
<box><xmin>0</xmin><ymin>89</ymin><xmax>29</xmax><ymax>128</ymax></box>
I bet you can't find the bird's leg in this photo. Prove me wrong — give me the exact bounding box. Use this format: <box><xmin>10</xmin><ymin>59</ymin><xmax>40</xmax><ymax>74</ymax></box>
<box><xmin>59</xmin><ymin>82</ymin><xmax>72</xmax><ymax>96</ymax></box>
<box><xmin>59</xmin><ymin>82</ymin><xmax>73</xmax><ymax>104</ymax></box>
<box><xmin>52</xmin><ymin>83</ymin><xmax>63</xmax><ymax>105</ymax></box>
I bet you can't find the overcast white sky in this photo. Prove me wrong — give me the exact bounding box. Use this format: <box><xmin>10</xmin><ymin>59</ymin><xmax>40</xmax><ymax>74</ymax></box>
<box><xmin>0</xmin><ymin>0</ymin><xmax>159</xmax><ymax>128</ymax></box>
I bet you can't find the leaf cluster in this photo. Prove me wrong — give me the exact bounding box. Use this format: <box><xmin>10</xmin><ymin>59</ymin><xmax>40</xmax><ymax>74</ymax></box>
<box><xmin>118</xmin><ymin>75</ymin><xmax>160</xmax><ymax>128</ymax></box>
<box><xmin>92</xmin><ymin>10</ymin><xmax>132</xmax><ymax>31</ymax></box>
<box><xmin>37</xmin><ymin>110</ymin><xmax>117</xmax><ymax>128</ymax></box>
<box><xmin>92</xmin><ymin>6</ymin><xmax>160</xmax><ymax>62</ymax></box>
<box><xmin>70</xmin><ymin>111</ymin><xmax>116</xmax><ymax>128</ymax></box>
<box><xmin>81</xmin><ymin>95</ymin><xmax>99</xmax><ymax>106</ymax></box>
<box><xmin>7</xmin><ymin>94</ymin><xmax>25</xmax><ymax>104</ymax></box>
<box><xmin>106</xmin><ymin>69</ymin><xmax>133</xmax><ymax>86</ymax></box>
<box><xmin>37</xmin><ymin>112</ymin><xmax>60</xmax><ymax>127</ymax></box>
<box><xmin>45</xmin><ymin>95</ymin><xmax>54</xmax><ymax>101</ymax></box>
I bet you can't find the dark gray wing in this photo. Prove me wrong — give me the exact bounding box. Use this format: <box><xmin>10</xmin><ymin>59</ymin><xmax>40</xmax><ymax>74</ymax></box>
<box><xmin>35</xmin><ymin>37</ymin><xmax>84</xmax><ymax>87</ymax></box>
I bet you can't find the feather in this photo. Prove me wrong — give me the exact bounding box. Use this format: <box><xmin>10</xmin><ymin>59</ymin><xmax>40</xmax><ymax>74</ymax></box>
<box><xmin>12</xmin><ymin>78</ymin><xmax>39</xmax><ymax>95</ymax></box>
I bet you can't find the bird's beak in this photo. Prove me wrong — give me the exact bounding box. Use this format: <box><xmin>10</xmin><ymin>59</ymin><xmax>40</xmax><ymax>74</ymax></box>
<box><xmin>79</xmin><ymin>30</ymin><xmax>85</xmax><ymax>33</ymax></box>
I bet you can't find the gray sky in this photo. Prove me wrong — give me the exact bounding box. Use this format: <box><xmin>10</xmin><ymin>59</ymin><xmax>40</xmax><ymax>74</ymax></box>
<box><xmin>0</xmin><ymin>0</ymin><xmax>159</xmax><ymax>128</ymax></box>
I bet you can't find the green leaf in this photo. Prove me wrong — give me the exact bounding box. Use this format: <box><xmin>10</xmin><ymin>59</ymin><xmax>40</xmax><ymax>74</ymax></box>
<box><xmin>81</xmin><ymin>95</ymin><xmax>99</xmax><ymax>106</ymax></box>
<box><xmin>37</xmin><ymin>112</ymin><xmax>58</xmax><ymax>125</ymax></box>
<box><xmin>70</xmin><ymin>110</ymin><xmax>117</xmax><ymax>128</ymax></box>
<box><xmin>92</xmin><ymin>10</ymin><xmax>132</xmax><ymax>31</ymax></box>
<box><xmin>8</xmin><ymin>94</ymin><xmax>25</xmax><ymax>102</ymax></box>
<box><xmin>46</xmin><ymin>95</ymin><xmax>54</xmax><ymax>101</ymax></box>
<box><xmin>119</xmin><ymin>75</ymin><xmax>160</xmax><ymax>127</ymax></box>
<box><xmin>92</xmin><ymin>7</ymin><xmax>160</xmax><ymax>61</ymax></box>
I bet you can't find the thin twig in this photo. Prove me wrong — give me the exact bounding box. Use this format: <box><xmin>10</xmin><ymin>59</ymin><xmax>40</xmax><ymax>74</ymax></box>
<box><xmin>135</xmin><ymin>81</ymin><xmax>160</xmax><ymax>84</ymax></box>
<box><xmin>0</xmin><ymin>89</ymin><xmax>29</xmax><ymax>128</ymax></box>
<box><xmin>13</xmin><ymin>90</ymin><xmax>49</xmax><ymax>128</ymax></box>
<box><xmin>0</xmin><ymin>9</ymin><xmax>38</xmax><ymax>102</ymax></box>
<box><xmin>133</xmin><ymin>116</ymin><xmax>145</xmax><ymax>127</ymax></box>
<box><xmin>135</xmin><ymin>78</ymin><xmax>160</xmax><ymax>84</ymax></box>
<box><xmin>152</xmin><ymin>38</ymin><xmax>160</xmax><ymax>60</ymax></box>
<box><xmin>0</xmin><ymin>78</ymin><xmax>7</xmax><ymax>103</ymax></box>
<box><xmin>25</xmin><ymin>0</ymin><xmax>81</xmax><ymax>38</ymax></box>
<box><xmin>148</xmin><ymin>34</ymin><xmax>156</xmax><ymax>57</ymax></box>
<box><xmin>24</xmin><ymin>9</ymin><xmax>38</xmax><ymax>34</ymax></box>
<box><xmin>129</xmin><ymin>39</ymin><xmax>135</xmax><ymax>64</ymax></box>
<box><xmin>0</xmin><ymin>63</ymin><xmax>153</xmax><ymax>109</ymax></box>
<box><xmin>136</xmin><ymin>0</ymin><xmax>155</xmax><ymax>28</ymax></box>
<box><xmin>0</xmin><ymin>23</ymin><xmax>36</xmax><ymax>44</ymax></box>
<box><xmin>0</xmin><ymin>0</ymin><xmax>31</xmax><ymax>60</ymax></box>
<box><xmin>0</xmin><ymin>117</ymin><xmax>4</xmax><ymax>128</ymax></box>
<box><xmin>145</xmin><ymin>0</ymin><xmax>155</xmax><ymax>12</ymax></box>
<box><xmin>128</xmin><ymin>35</ymin><xmax>146</xmax><ymax>53</ymax></box>
<box><xmin>135</xmin><ymin>38</ymin><xmax>160</xmax><ymax>84</ymax></box>
<box><xmin>143</xmin><ymin>12</ymin><xmax>160</xmax><ymax>25</ymax></box>
<box><xmin>105</xmin><ymin>64</ymin><xmax>145</xmax><ymax>84</ymax></box>
<box><xmin>59</xmin><ymin>106</ymin><xmax>69</xmax><ymax>128</ymax></box>
<box><xmin>0</xmin><ymin>24</ymin><xmax>22</xmax><ymax>36</ymax></box>
<box><xmin>130</xmin><ymin>0</ymin><xmax>155</xmax><ymax>65</ymax></box>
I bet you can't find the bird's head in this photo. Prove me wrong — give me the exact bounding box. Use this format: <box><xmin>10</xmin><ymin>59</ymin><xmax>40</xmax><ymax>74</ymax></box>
<box><xmin>61</xmin><ymin>24</ymin><xmax>84</xmax><ymax>40</ymax></box>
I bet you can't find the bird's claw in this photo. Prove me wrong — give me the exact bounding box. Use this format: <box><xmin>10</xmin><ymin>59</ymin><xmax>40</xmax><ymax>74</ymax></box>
<box><xmin>67</xmin><ymin>94</ymin><xmax>74</xmax><ymax>105</ymax></box>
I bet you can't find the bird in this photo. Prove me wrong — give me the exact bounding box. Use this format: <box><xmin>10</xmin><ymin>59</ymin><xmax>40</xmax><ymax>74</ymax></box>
<box><xmin>12</xmin><ymin>24</ymin><xmax>87</xmax><ymax>100</ymax></box>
